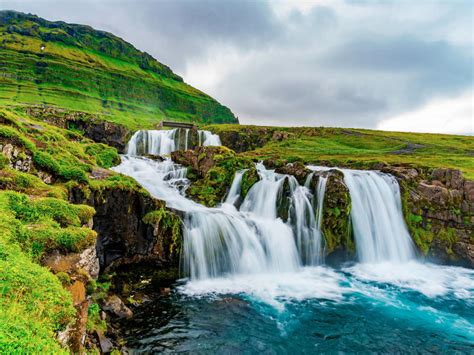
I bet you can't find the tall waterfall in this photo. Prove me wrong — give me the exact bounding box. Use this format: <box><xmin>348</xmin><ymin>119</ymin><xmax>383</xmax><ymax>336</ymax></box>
<box><xmin>127</xmin><ymin>128</ymin><xmax>221</xmax><ymax>156</ymax></box>
<box><xmin>342</xmin><ymin>169</ymin><xmax>416</xmax><ymax>263</ymax></box>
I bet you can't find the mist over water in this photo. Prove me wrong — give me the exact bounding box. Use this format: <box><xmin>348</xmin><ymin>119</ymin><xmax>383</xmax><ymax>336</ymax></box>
<box><xmin>113</xmin><ymin>131</ymin><xmax>474</xmax><ymax>353</ymax></box>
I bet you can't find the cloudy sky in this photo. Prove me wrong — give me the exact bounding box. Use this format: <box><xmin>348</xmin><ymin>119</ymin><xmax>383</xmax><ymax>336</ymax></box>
<box><xmin>2</xmin><ymin>0</ymin><xmax>473</xmax><ymax>134</ymax></box>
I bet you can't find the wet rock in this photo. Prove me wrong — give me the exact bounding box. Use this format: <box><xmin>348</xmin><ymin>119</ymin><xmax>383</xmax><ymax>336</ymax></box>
<box><xmin>95</xmin><ymin>330</ymin><xmax>113</xmax><ymax>353</ymax></box>
<box><xmin>319</xmin><ymin>170</ymin><xmax>353</xmax><ymax>255</ymax></box>
<box><xmin>275</xmin><ymin>162</ymin><xmax>311</xmax><ymax>185</ymax></box>
<box><xmin>69</xmin><ymin>184</ymin><xmax>181</xmax><ymax>271</ymax></box>
<box><xmin>276</xmin><ymin>176</ymin><xmax>292</xmax><ymax>222</ymax></box>
<box><xmin>101</xmin><ymin>295</ymin><xmax>133</xmax><ymax>319</ymax></box>
<box><xmin>399</xmin><ymin>167</ymin><xmax>473</xmax><ymax>267</ymax></box>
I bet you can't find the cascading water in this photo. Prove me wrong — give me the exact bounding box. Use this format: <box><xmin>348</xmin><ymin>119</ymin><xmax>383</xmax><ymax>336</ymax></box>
<box><xmin>113</xmin><ymin>157</ymin><xmax>326</xmax><ymax>279</ymax></box>
<box><xmin>224</xmin><ymin>169</ymin><xmax>247</xmax><ymax>206</ymax></box>
<box><xmin>342</xmin><ymin>169</ymin><xmax>416</xmax><ymax>263</ymax></box>
<box><xmin>127</xmin><ymin>128</ymin><xmax>221</xmax><ymax>156</ymax></box>
<box><xmin>114</xmin><ymin>133</ymin><xmax>474</xmax><ymax>353</ymax></box>
<box><xmin>199</xmin><ymin>130</ymin><xmax>222</xmax><ymax>146</ymax></box>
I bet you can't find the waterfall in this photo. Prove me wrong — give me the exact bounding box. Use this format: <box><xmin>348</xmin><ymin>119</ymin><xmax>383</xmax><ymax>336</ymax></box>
<box><xmin>315</xmin><ymin>176</ymin><xmax>328</xmax><ymax>232</ymax></box>
<box><xmin>117</xmin><ymin>133</ymin><xmax>419</xmax><ymax>281</ymax></box>
<box><xmin>127</xmin><ymin>128</ymin><xmax>221</xmax><ymax>156</ymax></box>
<box><xmin>127</xmin><ymin>129</ymin><xmax>177</xmax><ymax>156</ymax></box>
<box><xmin>199</xmin><ymin>130</ymin><xmax>222</xmax><ymax>146</ymax></box>
<box><xmin>224</xmin><ymin>170</ymin><xmax>247</xmax><ymax>206</ymax></box>
<box><xmin>113</xmin><ymin>158</ymin><xmax>326</xmax><ymax>279</ymax></box>
<box><xmin>290</xmin><ymin>183</ymin><xmax>324</xmax><ymax>265</ymax></box>
<box><xmin>342</xmin><ymin>169</ymin><xmax>416</xmax><ymax>263</ymax></box>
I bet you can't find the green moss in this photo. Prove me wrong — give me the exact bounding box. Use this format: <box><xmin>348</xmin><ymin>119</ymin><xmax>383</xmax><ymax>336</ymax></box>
<box><xmin>0</xmin><ymin>153</ymin><xmax>9</xmax><ymax>169</ymax></box>
<box><xmin>319</xmin><ymin>175</ymin><xmax>353</xmax><ymax>255</ymax></box>
<box><xmin>86</xmin><ymin>303</ymin><xmax>106</xmax><ymax>333</ymax></box>
<box><xmin>143</xmin><ymin>208</ymin><xmax>182</xmax><ymax>257</ymax></box>
<box><xmin>240</xmin><ymin>167</ymin><xmax>259</xmax><ymax>198</ymax></box>
<box><xmin>85</xmin><ymin>143</ymin><xmax>120</xmax><ymax>168</ymax></box>
<box><xmin>183</xmin><ymin>148</ymin><xmax>256</xmax><ymax>207</ymax></box>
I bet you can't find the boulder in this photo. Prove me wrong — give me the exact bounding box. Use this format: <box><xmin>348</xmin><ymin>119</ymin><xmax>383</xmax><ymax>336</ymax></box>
<box><xmin>101</xmin><ymin>295</ymin><xmax>133</xmax><ymax>319</ymax></box>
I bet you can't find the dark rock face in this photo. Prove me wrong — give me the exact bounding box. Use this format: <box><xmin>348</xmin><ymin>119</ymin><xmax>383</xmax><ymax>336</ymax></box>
<box><xmin>69</xmin><ymin>185</ymin><xmax>181</xmax><ymax>271</ymax></box>
<box><xmin>213</xmin><ymin>127</ymin><xmax>292</xmax><ymax>153</ymax></box>
<box><xmin>275</xmin><ymin>162</ymin><xmax>311</xmax><ymax>185</ymax></box>
<box><xmin>74</xmin><ymin>120</ymin><xmax>130</xmax><ymax>152</ymax></box>
<box><xmin>25</xmin><ymin>106</ymin><xmax>130</xmax><ymax>152</ymax></box>
<box><xmin>386</xmin><ymin>167</ymin><xmax>473</xmax><ymax>267</ymax></box>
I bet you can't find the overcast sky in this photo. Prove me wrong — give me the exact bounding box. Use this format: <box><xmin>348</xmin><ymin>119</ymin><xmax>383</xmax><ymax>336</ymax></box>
<box><xmin>2</xmin><ymin>0</ymin><xmax>473</xmax><ymax>134</ymax></box>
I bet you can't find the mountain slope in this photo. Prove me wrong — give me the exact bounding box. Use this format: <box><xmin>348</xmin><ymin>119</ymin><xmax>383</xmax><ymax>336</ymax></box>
<box><xmin>0</xmin><ymin>11</ymin><xmax>238</xmax><ymax>128</ymax></box>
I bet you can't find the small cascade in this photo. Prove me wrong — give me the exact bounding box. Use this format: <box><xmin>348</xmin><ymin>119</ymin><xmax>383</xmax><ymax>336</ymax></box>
<box><xmin>199</xmin><ymin>130</ymin><xmax>222</xmax><ymax>146</ymax></box>
<box><xmin>290</xmin><ymin>182</ymin><xmax>323</xmax><ymax>265</ymax></box>
<box><xmin>127</xmin><ymin>128</ymin><xmax>221</xmax><ymax>156</ymax></box>
<box><xmin>315</xmin><ymin>176</ymin><xmax>328</xmax><ymax>231</ymax></box>
<box><xmin>342</xmin><ymin>169</ymin><xmax>416</xmax><ymax>263</ymax></box>
<box><xmin>224</xmin><ymin>170</ymin><xmax>247</xmax><ymax>206</ymax></box>
<box><xmin>127</xmin><ymin>129</ymin><xmax>177</xmax><ymax>156</ymax></box>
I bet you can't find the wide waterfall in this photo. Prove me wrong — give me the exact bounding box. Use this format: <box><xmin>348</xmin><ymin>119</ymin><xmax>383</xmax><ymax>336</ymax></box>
<box><xmin>126</xmin><ymin>128</ymin><xmax>221</xmax><ymax>156</ymax></box>
<box><xmin>117</xmin><ymin>132</ymin><xmax>421</xmax><ymax>276</ymax></box>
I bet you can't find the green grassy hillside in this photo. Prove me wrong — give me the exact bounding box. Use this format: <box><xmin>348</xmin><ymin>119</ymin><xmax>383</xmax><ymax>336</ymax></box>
<box><xmin>206</xmin><ymin>125</ymin><xmax>474</xmax><ymax>179</ymax></box>
<box><xmin>0</xmin><ymin>11</ymin><xmax>238</xmax><ymax>129</ymax></box>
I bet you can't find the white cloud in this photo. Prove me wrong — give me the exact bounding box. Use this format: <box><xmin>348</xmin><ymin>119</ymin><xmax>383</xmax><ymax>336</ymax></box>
<box><xmin>377</xmin><ymin>90</ymin><xmax>473</xmax><ymax>135</ymax></box>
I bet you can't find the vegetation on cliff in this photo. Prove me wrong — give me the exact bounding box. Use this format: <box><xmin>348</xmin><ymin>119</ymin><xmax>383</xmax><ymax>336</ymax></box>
<box><xmin>0</xmin><ymin>11</ymin><xmax>238</xmax><ymax>128</ymax></box>
<box><xmin>0</xmin><ymin>106</ymin><xmax>182</xmax><ymax>351</ymax></box>
<box><xmin>172</xmin><ymin>146</ymin><xmax>257</xmax><ymax>207</ymax></box>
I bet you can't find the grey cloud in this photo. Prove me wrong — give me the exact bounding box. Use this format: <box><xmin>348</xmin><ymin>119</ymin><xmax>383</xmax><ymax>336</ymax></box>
<box><xmin>1</xmin><ymin>0</ymin><xmax>473</xmax><ymax>130</ymax></box>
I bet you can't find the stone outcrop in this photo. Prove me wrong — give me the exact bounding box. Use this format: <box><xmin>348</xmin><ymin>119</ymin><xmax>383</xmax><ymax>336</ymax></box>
<box><xmin>0</xmin><ymin>141</ymin><xmax>33</xmax><ymax>172</ymax></box>
<box><xmin>171</xmin><ymin>146</ymin><xmax>257</xmax><ymax>207</ymax></box>
<box><xmin>384</xmin><ymin>167</ymin><xmax>473</xmax><ymax>267</ymax></box>
<box><xmin>69</xmin><ymin>183</ymin><xmax>182</xmax><ymax>272</ymax></box>
<box><xmin>43</xmin><ymin>246</ymin><xmax>100</xmax><ymax>352</ymax></box>
<box><xmin>308</xmin><ymin>170</ymin><xmax>353</xmax><ymax>258</ymax></box>
<box><xmin>210</xmin><ymin>126</ymin><xmax>293</xmax><ymax>153</ymax></box>
<box><xmin>25</xmin><ymin>106</ymin><xmax>130</xmax><ymax>152</ymax></box>
<box><xmin>275</xmin><ymin>162</ymin><xmax>311</xmax><ymax>185</ymax></box>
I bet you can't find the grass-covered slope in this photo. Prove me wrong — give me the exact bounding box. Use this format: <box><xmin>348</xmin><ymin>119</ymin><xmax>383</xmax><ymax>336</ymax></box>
<box><xmin>206</xmin><ymin>125</ymin><xmax>474</xmax><ymax>179</ymax></box>
<box><xmin>0</xmin><ymin>11</ymin><xmax>238</xmax><ymax>129</ymax></box>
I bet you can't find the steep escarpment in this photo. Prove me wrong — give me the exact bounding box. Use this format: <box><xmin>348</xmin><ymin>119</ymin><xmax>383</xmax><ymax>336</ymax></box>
<box><xmin>0</xmin><ymin>10</ymin><xmax>238</xmax><ymax>127</ymax></box>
